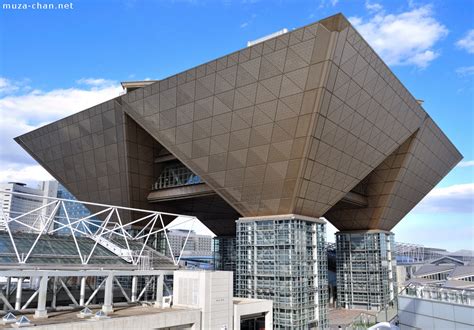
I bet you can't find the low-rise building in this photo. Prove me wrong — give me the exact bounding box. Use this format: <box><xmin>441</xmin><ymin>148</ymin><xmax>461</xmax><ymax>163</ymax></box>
<box><xmin>405</xmin><ymin>256</ymin><xmax>474</xmax><ymax>290</ymax></box>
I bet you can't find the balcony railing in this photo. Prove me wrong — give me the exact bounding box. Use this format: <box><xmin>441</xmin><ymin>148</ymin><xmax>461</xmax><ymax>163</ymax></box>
<box><xmin>400</xmin><ymin>283</ymin><xmax>474</xmax><ymax>306</ymax></box>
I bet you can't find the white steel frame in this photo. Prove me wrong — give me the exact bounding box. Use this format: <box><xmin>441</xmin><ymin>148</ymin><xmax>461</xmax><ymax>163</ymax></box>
<box><xmin>0</xmin><ymin>269</ymin><xmax>174</xmax><ymax>315</ymax></box>
<box><xmin>395</xmin><ymin>242</ymin><xmax>425</xmax><ymax>263</ymax></box>
<box><xmin>0</xmin><ymin>190</ymin><xmax>198</xmax><ymax>267</ymax></box>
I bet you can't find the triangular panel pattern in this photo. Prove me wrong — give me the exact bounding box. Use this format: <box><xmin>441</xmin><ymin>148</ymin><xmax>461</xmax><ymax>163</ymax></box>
<box><xmin>16</xmin><ymin>14</ymin><xmax>462</xmax><ymax>234</ymax></box>
<box><xmin>16</xmin><ymin>100</ymin><xmax>131</xmax><ymax>208</ymax></box>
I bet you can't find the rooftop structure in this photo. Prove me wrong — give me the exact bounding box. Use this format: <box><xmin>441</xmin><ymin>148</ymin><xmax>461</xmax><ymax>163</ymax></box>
<box><xmin>0</xmin><ymin>190</ymin><xmax>195</xmax><ymax>268</ymax></box>
<box><xmin>0</xmin><ymin>193</ymin><xmax>274</xmax><ymax>329</ymax></box>
<box><xmin>395</xmin><ymin>242</ymin><xmax>431</xmax><ymax>264</ymax></box>
<box><xmin>247</xmin><ymin>28</ymin><xmax>289</xmax><ymax>47</ymax></box>
<box><xmin>398</xmin><ymin>283</ymin><xmax>474</xmax><ymax>328</ymax></box>
<box><xmin>0</xmin><ymin>269</ymin><xmax>272</xmax><ymax>330</ymax></box>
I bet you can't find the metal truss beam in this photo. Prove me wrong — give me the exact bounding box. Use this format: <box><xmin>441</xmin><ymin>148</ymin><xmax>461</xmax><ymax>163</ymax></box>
<box><xmin>0</xmin><ymin>190</ymin><xmax>199</xmax><ymax>267</ymax></box>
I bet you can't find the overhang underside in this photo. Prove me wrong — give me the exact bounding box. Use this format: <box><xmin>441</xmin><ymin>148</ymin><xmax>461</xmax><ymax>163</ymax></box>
<box><xmin>146</xmin><ymin>182</ymin><xmax>368</xmax><ymax>235</ymax></box>
<box><xmin>148</xmin><ymin>193</ymin><xmax>241</xmax><ymax>235</ymax></box>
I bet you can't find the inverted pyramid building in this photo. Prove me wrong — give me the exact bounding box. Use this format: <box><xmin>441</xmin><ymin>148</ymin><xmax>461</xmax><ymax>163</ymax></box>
<box><xmin>15</xmin><ymin>12</ymin><xmax>463</xmax><ymax>321</ymax></box>
<box><xmin>16</xmin><ymin>13</ymin><xmax>462</xmax><ymax>236</ymax></box>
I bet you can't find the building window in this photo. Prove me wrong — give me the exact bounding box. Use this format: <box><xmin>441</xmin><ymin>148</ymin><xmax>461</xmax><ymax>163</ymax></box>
<box><xmin>152</xmin><ymin>163</ymin><xmax>203</xmax><ymax>190</ymax></box>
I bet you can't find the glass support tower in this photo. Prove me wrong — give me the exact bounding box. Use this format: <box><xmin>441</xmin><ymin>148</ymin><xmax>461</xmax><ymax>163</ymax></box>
<box><xmin>236</xmin><ymin>214</ymin><xmax>328</xmax><ymax>329</ymax></box>
<box><xmin>336</xmin><ymin>231</ymin><xmax>396</xmax><ymax>311</ymax></box>
<box><xmin>213</xmin><ymin>236</ymin><xmax>237</xmax><ymax>292</ymax></box>
<box><xmin>213</xmin><ymin>236</ymin><xmax>237</xmax><ymax>273</ymax></box>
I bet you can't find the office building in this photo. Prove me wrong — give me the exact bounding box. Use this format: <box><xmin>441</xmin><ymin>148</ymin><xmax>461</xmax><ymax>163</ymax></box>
<box><xmin>164</xmin><ymin>229</ymin><xmax>213</xmax><ymax>257</ymax></box>
<box><xmin>0</xmin><ymin>182</ymin><xmax>48</xmax><ymax>232</ymax></box>
<box><xmin>15</xmin><ymin>13</ymin><xmax>462</xmax><ymax>323</ymax></box>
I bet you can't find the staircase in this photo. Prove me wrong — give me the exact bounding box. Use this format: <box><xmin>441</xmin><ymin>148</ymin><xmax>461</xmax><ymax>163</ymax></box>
<box><xmin>90</xmin><ymin>235</ymin><xmax>133</xmax><ymax>263</ymax></box>
<box><xmin>87</xmin><ymin>233</ymin><xmax>178</xmax><ymax>269</ymax></box>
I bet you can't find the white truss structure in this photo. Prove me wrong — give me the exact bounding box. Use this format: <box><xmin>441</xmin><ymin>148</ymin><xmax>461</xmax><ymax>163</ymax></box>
<box><xmin>0</xmin><ymin>190</ymin><xmax>199</xmax><ymax>267</ymax></box>
<box><xmin>395</xmin><ymin>242</ymin><xmax>426</xmax><ymax>263</ymax></box>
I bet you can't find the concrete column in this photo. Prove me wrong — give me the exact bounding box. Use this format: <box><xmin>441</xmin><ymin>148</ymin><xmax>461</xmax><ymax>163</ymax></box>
<box><xmin>102</xmin><ymin>275</ymin><xmax>114</xmax><ymax>313</ymax></box>
<box><xmin>15</xmin><ymin>277</ymin><xmax>23</xmax><ymax>310</ymax></box>
<box><xmin>3</xmin><ymin>277</ymin><xmax>11</xmax><ymax>311</ymax></box>
<box><xmin>131</xmin><ymin>276</ymin><xmax>138</xmax><ymax>302</ymax></box>
<box><xmin>265</xmin><ymin>310</ymin><xmax>273</xmax><ymax>330</ymax></box>
<box><xmin>154</xmin><ymin>274</ymin><xmax>164</xmax><ymax>308</ymax></box>
<box><xmin>51</xmin><ymin>277</ymin><xmax>58</xmax><ymax>309</ymax></box>
<box><xmin>6</xmin><ymin>277</ymin><xmax>11</xmax><ymax>297</ymax></box>
<box><xmin>233</xmin><ymin>310</ymin><xmax>241</xmax><ymax>330</ymax></box>
<box><xmin>79</xmin><ymin>276</ymin><xmax>86</xmax><ymax>306</ymax></box>
<box><xmin>34</xmin><ymin>276</ymin><xmax>48</xmax><ymax>319</ymax></box>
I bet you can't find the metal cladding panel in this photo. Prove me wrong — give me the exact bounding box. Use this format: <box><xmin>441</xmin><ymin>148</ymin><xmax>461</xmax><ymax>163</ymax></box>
<box><xmin>124</xmin><ymin>111</ymin><xmax>164</xmax><ymax>211</ymax></box>
<box><xmin>15</xmin><ymin>100</ymin><xmax>162</xmax><ymax>214</ymax></box>
<box><xmin>121</xmin><ymin>20</ymin><xmax>329</xmax><ymax>218</ymax></box>
<box><xmin>325</xmin><ymin>117</ymin><xmax>463</xmax><ymax>231</ymax></box>
<box><xmin>15</xmin><ymin>99</ymin><xmax>131</xmax><ymax>208</ymax></box>
<box><xmin>15</xmin><ymin>14</ymin><xmax>462</xmax><ymax>232</ymax></box>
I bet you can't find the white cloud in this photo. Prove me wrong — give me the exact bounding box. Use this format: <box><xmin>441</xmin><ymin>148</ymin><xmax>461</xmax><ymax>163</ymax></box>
<box><xmin>457</xmin><ymin>160</ymin><xmax>474</xmax><ymax>167</ymax></box>
<box><xmin>0</xmin><ymin>77</ymin><xmax>122</xmax><ymax>185</ymax></box>
<box><xmin>76</xmin><ymin>78</ymin><xmax>117</xmax><ymax>88</ymax></box>
<box><xmin>0</xmin><ymin>77</ymin><xmax>31</xmax><ymax>95</ymax></box>
<box><xmin>0</xmin><ymin>164</ymin><xmax>54</xmax><ymax>186</ymax></box>
<box><xmin>456</xmin><ymin>66</ymin><xmax>474</xmax><ymax>77</ymax></box>
<box><xmin>318</xmin><ymin>0</ymin><xmax>338</xmax><ymax>8</ymax></box>
<box><xmin>456</xmin><ymin>29</ymin><xmax>474</xmax><ymax>54</ymax></box>
<box><xmin>413</xmin><ymin>183</ymin><xmax>474</xmax><ymax>213</ymax></box>
<box><xmin>349</xmin><ymin>5</ymin><xmax>448</xmax><ymax>68</ymax></box>
<box><xmin>365</xmin><ymin>0</ymin><xmax>383</xmax><ymax>13</ymax></box>
<box><xmin>0</xmin><ymin>80</ymin><xmax>121</xmax><ymax>126</ymax></box>
<box><xmin>240</xmin><ymin>13</ymin><xmax>256</xmax><ymax>29</ymax></box>
<box><xmin>0</xmin><ymin>77</ymin><xmax>18</xmax><ymax>94</ymax></box>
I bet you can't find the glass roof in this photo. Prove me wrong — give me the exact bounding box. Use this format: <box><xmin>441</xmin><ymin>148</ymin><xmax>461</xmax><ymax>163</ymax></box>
<box><xmin>0</xmin><ymin>231</ymin><xmax>127</xmax><ymax>265</ymax></box>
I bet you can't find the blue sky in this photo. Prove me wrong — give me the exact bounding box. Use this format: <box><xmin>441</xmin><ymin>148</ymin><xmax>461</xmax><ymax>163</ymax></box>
<box><xmin>0</xmin><ymin>0</ymin><xmax>472</xmax><ymax>250</ymax></box>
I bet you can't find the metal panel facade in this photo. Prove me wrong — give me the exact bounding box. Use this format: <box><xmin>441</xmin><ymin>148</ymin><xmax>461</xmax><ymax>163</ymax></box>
<box><xmin>15</xmin><ymin>14</ymin><xmax>462</xmax><ymax>234</ymax></box>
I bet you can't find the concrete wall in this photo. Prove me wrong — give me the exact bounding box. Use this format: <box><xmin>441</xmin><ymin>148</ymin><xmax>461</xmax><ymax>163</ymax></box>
<box><xmin>398</xmin><ymin>295</ymin><xmax>474</xmax><ymax>329</ymax></box>
<box><xmin>174</xmin><ymin>270</ymin><xmax>233</xmax><ymax>330</ymax></box>
<box><xmin>33</xmin><ymin>309</ymin><xmax>201</xmax><ymax>330</ymax></box>
<box><xmin>233</xmin><ymin>299</ymin><xmax>273</xmax><ymax>330</ymax></box>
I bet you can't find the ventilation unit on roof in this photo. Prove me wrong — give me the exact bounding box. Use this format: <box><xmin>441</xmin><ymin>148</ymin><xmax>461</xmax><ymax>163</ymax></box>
<box><xmin>247</xmin><ymin>28</ymin><xmax>288</xmax><ymax>47</ymax></box>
